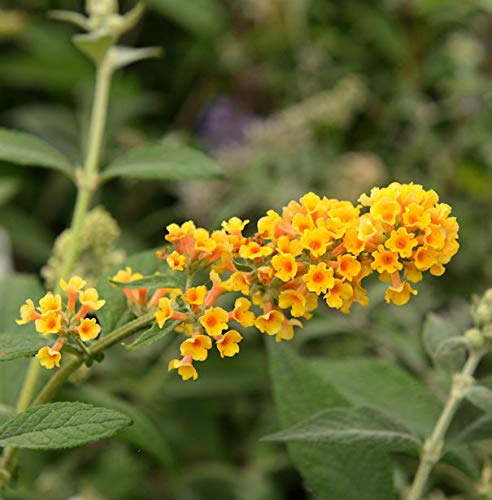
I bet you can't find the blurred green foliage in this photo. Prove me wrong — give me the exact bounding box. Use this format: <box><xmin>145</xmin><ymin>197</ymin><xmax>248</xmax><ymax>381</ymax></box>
<box><xmin>1</xmin><ymin>0</ymin><xmax>492</xmax><ymax>498</ymax></box>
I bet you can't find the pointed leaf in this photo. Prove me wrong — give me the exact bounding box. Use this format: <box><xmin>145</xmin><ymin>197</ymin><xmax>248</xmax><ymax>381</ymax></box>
<box><xmin>0</xmin><ymin>402</ymin><xmax>131</xmax><ymax>449</ymax></box>
<box><xmin>264</xmin><ymin>406</ymin><xmax>420</xmax><ymax>450</ymax></box>
<box><xmin>123</xmin><ymin>320</ymin><xmax>178</xmax><ymax>350</ymax></box>
<box><xmin>0</xmin><ymin>128</ymin><xmax>73</xmax><ymax>177</ymax></box>
<box><xmin>73</xmin><ymin>30</ymin><xmax>116</xmax><ymax>64</ymax></box>
<box><xmin>101</xmin><ymin>144</ymin><xmax>223</xmax><ymax>182</ymax></box>
<box><xmin>267</xmin><ymin>341</ymin><xmax>394</xmax><ymax>500</ymax></box>
<box><xmin>0</xmin><ymin>332</ymin><xmax>45</xmax><ymax>362</ymax></box>
<box><xmin>464</xmin><ymin>386</ymin><xmax>492</xmax><ymax>415</ymax></box>
<box><xmin>109</xmin><ymin>46</ymin><xmax>162</xmax><ymax>71</ymax></box>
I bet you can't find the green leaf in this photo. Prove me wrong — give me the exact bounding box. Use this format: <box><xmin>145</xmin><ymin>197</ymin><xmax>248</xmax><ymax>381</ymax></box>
<box><xmin>263</xmin><ymin>406</ymin><xmax>420</xmax><ymax>451</ymax></box>
<box><xmin>267</xmin><ymin>341</ymin><xmax>394</xmax><ymax>500</ymax></box>
<box><xmin>0</xmin><ymin>402</ymin><xmax>131</xmax><ymax>449</ymax></box>
<box><xmin>63</xmin><ymin>386</ymin><xmax>174</xmax><ymax>465</ymax></box>
<box><xmin>0</xmin><ymin>332</ymin><xmax>45</xmax><ymax>362</ymax></box>
<box><xmin>0</xmin><ymin>274</ymin><xmax>44</xmax><ymax>406</ymax></box>
<box><xmin>123</xmin><ymin>320</ymin><xmax>178</xmax><ymax>350</ymax></box>
<box><xmin>97</xmin><ymin>250</ymin><xmax>165</xmax><ymax>332</ymax></box>
<box><xmin>464</xmin><ymin>386</ymin><xmax>492</xmax><ymax>415</ymax></box>
<box><xmin>100</xmin><ymin>144</ymin><xmax>223</xmax><ymax>182</ymax></box>
<box><xmin>110</xmin><ymin>272</ymin><xmax>184</xmax><ymax>290</ymax></box>
<box><xmin>147</xmin><ymin>0</ymin><xmax>226</xmax><ymax>37</ymax></box>
<box><xmin>73</xmin><ymin>30</ymin><xmax>116</xmax><ymax>65</ymax></box>
<box><xmin>309</xmin><ymin>358</ymin><xmax>442</xmax><ymax>437</ymax></box>
<box><xmin>422</xmin><ymin>313</ymin><xmax>466</xmax><ymax>373</ymax></box>
<box><xmin>109</xmin><ymin>46</ymin><xmax>163</xmax><ymax>71</ymax></box>
<box><xmin>0</xmin><ymin>128</ymin><xmax>73</xmax><ymax>177</ymax></box>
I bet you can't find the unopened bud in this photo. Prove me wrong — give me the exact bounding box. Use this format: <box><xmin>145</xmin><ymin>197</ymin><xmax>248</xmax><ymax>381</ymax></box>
<box><xmin>465</xmin><ymin>328</ymin><xmax>485</xmax><ymax>350</ymax></box>
<box><xmin>86</xmin><ymin>0</ymin><xmax>118</xmax><ymax>18</ymax></box>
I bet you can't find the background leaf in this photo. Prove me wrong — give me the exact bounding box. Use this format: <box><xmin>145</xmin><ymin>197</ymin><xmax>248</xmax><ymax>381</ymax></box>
<box><xmin>0</xmin><ymin>128</ymin><xmax>73</xmax><ymax>177</ymax></box>
<box><xmin>100</xmin><ymin>144</ymin><xmax>223</xmax><ymax>182</ymax></box>
<box><xmin>264</xmin><ymin>406</ymin><xmax>420</xmax><ymax>450</ymax></box>
<box><xmin>0</xmin><ymin>402</ymin><xmax>131</xmax><ymax>449</ymax></box>
<box><xmin>267</xmin><ymin>341</ymin><xmax>395</xmax><ymax>500</ymax></box>
<box><xmin>123</xmin><ymin>320</ymin><xmax>178</xmax><ymax>350</ymax></box>
<box><xmin>0</xmin><ymin>332</ymin><xmax>45</xmax><ymax>362</ymax></box>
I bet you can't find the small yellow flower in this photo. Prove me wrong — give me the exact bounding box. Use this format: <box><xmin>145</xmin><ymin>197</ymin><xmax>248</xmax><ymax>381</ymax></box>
<box><xmin>36</xmin><ymin>346</ymin><xmax>61</xmax><ymax>369</ymax></box>
<box><xmin>275</xmin><ymin>318</ymin><xmax>302</xmax><ymax>342</ymax></box>
<box><xmin>194</xmin><ymin>228</ymin><xmax>217</xmax><ymax>254</ymax></box>
<box><xmin>79</xmin><ymin>288</ymin><xmax>105</xmax><ymax>311</ymax></box>
<box><xmin>371</xmin><ymin>245</ymin><xmax>403</xmax><ymax>274</ymax></box>
<box><xmin>165</xmin><ymin>221</ymin><xmax>196</xmax><ymax>242</ymax></box>
<box><xmin>155</xmin><ymin>297</ymin><xmax>174</xmax><ymax>328</ymax></box>
<box><xmin>77</xmin><ymin>318</ymin><xmax>101</xmax><ymax>342</ymax></box>
<box><xmin>278</xmin><ymin>290</ymin><xmax>306</xmax><ymax>317</ymax></box>
<box><xmin>370</xmin><ymin>197</ymin><xmax>401</xmax><ymax>225</ymax></box>
<box><xmin>16</xmin><ymin>299</ymin><xmax>40</xmax><ymax>325</ymax></box>
<box><xmin>167</xmin><ymin>251</ymin><xmax>188</xmax><ymax>271</ymax></box>
<box><xmin>182</xmin><ymin>286</ymin><xmax>207</xmax><ymax>306</ymax></box>
<box><xmin>255</xmin><ymin>310</ymin><xmax>284</xmax><ymax>335</ymax></box>
<box><xmin>271</xmin><ymin>253</ymin><xmax>297</xmax><ymax>282</ymax></box>
<box><xmin>385</xmin><ymin>228</ymin><xmax>418</xmax><ymax>258</ymax></box>
<box><xmin>413</xmin><ymin>247</ymin><xmax>436</xmax><ymax>271</ymax></box>
<box><xmin>222</xmin><ymin>272</ymin><xmax>250</xmax><ymax>295</ymax></box>
<box><xmin>230</xmin><ymin>298</ymin><xmax>255</xmax><ymax>327</ymax></box>
<box><xmin>168</xmin><ymin>357</ymin><xmax>198</xmax><ymax>380</ymax></box>
<box><xmin>300</xmin><ymin>228</ymin><xmax>331</xmax><ymax>258</ymax></box>
<box><xmin>216</xmin><ymin>330</ymin><xmax>243</xmax><ymax>358</ymax></box>
<box><xmin>385</xmin><ymin>282</ymin><xmax>418</xmax><ymax>306</ymax></box>
<box><xmin>303</xmin><ymin>263</ymin><xmax>335</xmax><ymax>294</ymax></box>
<box><xmin>239</xmin><ymin>241</ymin><xmax>273</xmax><ymax>260</ymax></box>
<box><xmin>337</xmin><ymin>254</ymin><xmax>362</xmax><ymax>280</ymax></box>
<box><xmin>199</xmin><ymin>307</ymin><xmax>229</xmax><ymax>336</ymax></box>
<box><xmin>60</xmin><ymin>275</ymin><xmax>87</xmax><ymax>294</ymax></box>
<box><xmin>180</xmin><ymin>335</ymin><xmax>212</xmax><ymax>361</ymax></box>
<box><xmin>35</xmin><ymin>312</ymin><xmax>62</xmax><ymax>335</ymax></box>
<box><xmin>324</xmin><ymin>280</ymin><xmax>353</xmax><ymax>309</ymax></box>
<box><xmin>222</xmin><ymin>217</ymin><xmax>249</xmax><ymax>235</ymax></box>
<box><xmin>38</xmin><ymin>292</ymin><xmax>62</xmax><ymax>314</ymax></box>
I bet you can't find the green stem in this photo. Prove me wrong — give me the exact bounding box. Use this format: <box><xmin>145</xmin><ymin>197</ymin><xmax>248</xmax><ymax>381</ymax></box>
<box><xmin>57</xmin><ymin>58</ymin><xmax>113</xmax><ymax>286</ymax></box>
<box><xmin>406</xmin><ymin>351</ymin><xmax>484</xmax><ymax>500</ymax></box>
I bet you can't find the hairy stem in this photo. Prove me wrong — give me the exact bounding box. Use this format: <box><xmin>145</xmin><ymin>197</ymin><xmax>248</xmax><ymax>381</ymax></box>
<box><xmin>406</xmin><ymin>351</ymin><xmax>483</xmax><ymax>500</ymax></box>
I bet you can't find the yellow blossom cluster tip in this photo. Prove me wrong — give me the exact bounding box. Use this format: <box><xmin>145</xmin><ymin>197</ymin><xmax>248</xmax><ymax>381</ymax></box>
<box><xmin>111</xmin><ymin>182</ymin><xmax>458</xmax><ymax>381</ymax></box>
<box><xmin>16</xmin><ymin>276</ymin><xmax>105</xmax><ymax>369</ymax></box>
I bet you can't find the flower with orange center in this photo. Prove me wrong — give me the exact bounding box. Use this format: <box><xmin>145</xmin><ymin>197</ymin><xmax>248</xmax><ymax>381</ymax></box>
<box><xmin>278</xmin><ymin>290</ymin><xmax>307</xmax><ymax>318</ymax></box>
<box><xmin>385</xmin><ymin>227</ymin><xmax>418</xmax><ymax>258</ymax></box>
<box><xmin>413</xmin><ymin>247</ymin><xmax>436</xmax><ymax>271</ymax></box>
<box><xmin>194</xmin><ymin>228</ymin><xmax>217</xmax><ymax>254</ymax></box>
<box><xmin>276</xmin><ymin>235</ymin><xmax>303</xmax><ymax>256</ymax></box>
<box><xmin>257</xmin><ymin>210</ymin><xmax>282</xmax><ymax>239</ymax></box>
<box><xmin>199</xmin><ymin>307</ymin><xmax>229</xmax><ymax>336</ymax></box>
<box><xmin>38</xmin><ymin>292</ymin><xmax>62</xmax><ymax>314</ymax></box>
<box><xmin>300</xmin><ymin>227</ymin><xmax>330</xmax><ymax>258</ymax></box>
<box><xmin>168</xmin><ymin>356</ymin><xmax>198</xmax><ymax>381</ymax></box>
<box><xmin>77</xmin><ymin>318</ymin><xmax>101</xmax><ymax>342</ymax></box>
<box><xmin>271</xmin><ymin>253</ymin><xmax>297</xmax><ymax>282</ymax></box>
<box><xmin>36</xmin><ymin>346</ymin><xmax>62</xmax><ymax>369</ymax></box>
<box><xmin>257</xmin><ymin>266</ymin><xmax>274</xmax><ymax>286</ymax></box>
<box><xmin>370</xmin><ymin>198</ymin><xmax>401</xmax><ymax>226</ymax></box>
<box><xmin>423</xmin><ymin>225</ymin><xmax>445</xmax><ymax>250</ymax></box>
<box><xmin>324</xmin><ymin>279</ymin><xmax>353</xmax><ymax>309</ymax></box>
<box><xmin>167</xmin><ymin>251</ymin><xmax>188</xmax><ymax>271</ymax></box>
<box><xmin>35</xmin><ymin>312</ymin><xmax>62</xmax><ymax>335</ymax></box>
<box><xmin>239</xmin><ymin>241</ymin><xmax>273</xmax><ymax>260</ymax></box>
<box><xmin>60</xmin><ymin>276</ymin><xmax>87</xmax><ymax>312</ymax></box>
<box><xmin>300</xmin><ymin>192</ymin><xmax>322</xmax><ymax>213</ymax></box>
<box><xmin>292</xmin><ymin>213</ymin><xmax>315</xmax><ymax>234</ymax></box>
<box><xmin>385</xmin><ymin>282</ymin><xmax>417</xmax><ymax>306</ymax></box>
<box><xmin>255</xmin><ymin>310</ymin><xmax>284</xmax><ymax>335</ymax></box>
<box><xmin>337</xmin><ymin>254</ymin><xmax>362</xmax><ymax>280</ymax></box>
<box><xmin>155</xmin><ymin>297</ymin><xmax>174</xmax><ymax>328</ymax></box>
<box><xmin>165</xmin><ymin>221</ymin><xmax>196</xmax><ymax>242</ymax></box>
<box><xmin>222</xmin><ymin>272</ymin><xmax>250</xmax><ymax>296</ymax></box>
<box><xmin>403</xmin><ymin>263</ymin><xmax>423</xmax><ymax>283</ymax></box>
<box><xmin>222</xmin><ymin>217</ymin><xmax>249</xmax><ymax>235</ymax></box>
<box><xmin>216</xmin><ymin>330</ymin><xmax>243</xmax><ymax>358</ymax></box>
<box><xmin>183</xmin><ymin>286</ymin><xmax>207</xmax><ymax>306</ymax></box>
<box><xmin>230</xmin><ymin>298</ymin><xmax>255</xmax><ymax>327</ymax></box>
<box><xmin>402</xmin><ymin>203</ymin><xmax>431</xmax><ymax>230</ymax></box>
<box><xmin>275</xmin><ymin>318</ymin><xmax>302</xmax><ymax>342</ymax></box>
<box><xmin>79</xmin><ymin>288</ymin><xmax>105</xmax><ymax>311</ymax></box>
<box><xmin>344</xmin><ymin>228</ymin><xmax>364</xmax><ymax>255</ymax></box>
<box><xmin>16</xmin><ymin>299</ymin><xmax>41</xmax><ymax>325</ymax></box>
<box><xmin>303</xmin><ymin>263</ymin><xmax>335</xmax><ymax>294</ymax></box>
<box><xmin>180</xmin><ymin>335</ymin><xmax>212</xmax><ymax>361</ymax></box>
<box><xmin>371</xmin><ymin>245</ymin><xmax>403</xmax><ymax>274</ymax></box>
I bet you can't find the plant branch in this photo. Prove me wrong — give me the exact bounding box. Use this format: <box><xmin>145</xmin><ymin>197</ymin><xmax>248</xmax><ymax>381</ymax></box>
<box><xmin>406</xmin><ymin>350</ymin><xmax>484</xmax><ymax>500</ymax></box>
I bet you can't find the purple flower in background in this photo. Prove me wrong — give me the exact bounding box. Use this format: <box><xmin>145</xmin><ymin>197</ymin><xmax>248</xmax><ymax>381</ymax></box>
<box><xmin>196</xmin><ymin>97</ymin><xmax>257</xmax><ymax>152</ymax></box>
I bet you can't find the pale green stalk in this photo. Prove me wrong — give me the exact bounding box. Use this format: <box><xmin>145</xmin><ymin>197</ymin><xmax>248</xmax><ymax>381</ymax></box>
<box><xmin>406</xmin><ymin>351</ymin><xmax>484</xmax><ymax>500</ymax></box>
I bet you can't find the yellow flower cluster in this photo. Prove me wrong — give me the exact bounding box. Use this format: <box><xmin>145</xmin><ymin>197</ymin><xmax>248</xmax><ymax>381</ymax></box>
<box><xmin>113</xmin><ymin>182</ymin><xmax>458</xmax><ymax>381</ymax></box>
<box><xmin>16</xmin><ymin>276</ymin><xmax>105</xmax><ymax>369</ymax></box>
